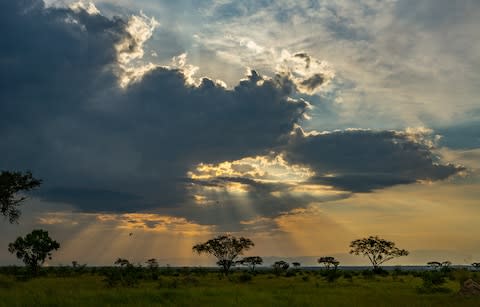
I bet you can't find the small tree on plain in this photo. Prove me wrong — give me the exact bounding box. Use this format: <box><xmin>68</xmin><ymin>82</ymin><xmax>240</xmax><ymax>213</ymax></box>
<box><xmin>146</xmin><ymin>258</ymin><xmax>159</xmax><ymax>269</ymax></box>
<box><xmin>318</xmin><ymin>256</ymin><xmax>340</xmax><ymax>271</ymax></box>
<box><xmin>349</xmin><ymin>236</ymin><xmax>408</xmax><ymax>271</ymax></box>
<box><xmin>8</xmin><ymin>229</ymin><xmax>60</xmax><ymax>273</ymax></box>
<box><xmin>237</xmin><ymin>256</ymin><xmax>263</xmax><ymax>273</ymax></box>
<box><xmin>427</xmin><ymin>261</ymin><xmax>451</xmax><ymax>271</ymax></box>
<box><xmin>192</xmin><ymin>234</ymin><xmax>254</xmax><ymax>275</ymax></box>
<box><xmin>427</xmin><ymin>261</ymin><xmax>442</xmax><ymax>270</ymax></box>
<box><xmin>145</xmin><ymin>258</ymin><xmax>159</xmax><ymax>280</ymax></box>
<box><xmin>440</xmin><ymin>261</ymin><xmax>452</xmax><ymax>273</ymax></box>
<box><xmin>114</xmin><ymin>258</ymin><xmax>132</xmax><ymax>268</ymax></box>
<box><xmin>471</xmin><ymin>263</ymin><xmax>480</xmax><ymax>271</ymax></box>
<box><xmin>292</xmin><ymin>262</ymin><xmax>301</xmax><ymax>270</ymax></box>
<box><xmin>272</xmin><ymin>260</ymin><xmax>290</xmax><ymax>275</ymax></box>
<box><xmin>0</xmin><ymin>170</ymin><xmax>42</xmax><ymax>223</ymax></box>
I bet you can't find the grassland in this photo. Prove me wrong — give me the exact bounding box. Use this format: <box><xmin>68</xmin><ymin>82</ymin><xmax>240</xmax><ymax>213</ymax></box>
<box><xmin>1</xmin><ymin>268</ymin><xmax>480</xmax><ymax>306</ymax></box>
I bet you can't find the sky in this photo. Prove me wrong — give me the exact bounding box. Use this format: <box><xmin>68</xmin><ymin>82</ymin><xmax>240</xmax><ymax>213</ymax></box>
<box><xmin>0</xmin><ymin>0</ymin><xmax>479</xmax><ymax>267</ymax></box>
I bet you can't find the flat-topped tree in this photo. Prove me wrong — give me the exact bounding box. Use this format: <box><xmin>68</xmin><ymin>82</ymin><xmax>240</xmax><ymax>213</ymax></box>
<box><xmin>318</xmin><ymin>256</ymin><xmax>340</xmax><ymax>270</ymax></box>
<box><xmin>114</xmin><ymin>258</ymin><xmax>132</xmax><ymax>268</ymax></box>
<box><xmin>0</xmin><ymin>171</ymin><xmax>42</xmax><ymax>223</ymax></box>
<box><xmin>427</xmin><ymin>261</ymin><xmax>442</xmax><ymax>270</ymax></box>
<box><xmin>237</xmin><ymin>256</ymin><xmax>263</xmax><ymax>273</ymax></box>
<box><xmin>349</xmin><ymin>236</ymin><xmax>409</xmax><ymax>271</ymax></box>
<box><xmin>193</xmin><ymin>234</ymin><xmax>254</xmax><ymax>275</ymax></box>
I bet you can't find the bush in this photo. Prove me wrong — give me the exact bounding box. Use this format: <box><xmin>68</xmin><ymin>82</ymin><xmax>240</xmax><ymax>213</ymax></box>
<box><xmin>361</xmin><ymin>270</ymin><xmax>375</xmax><ymax>280</ymax></box>
<box><xmin>373</xmin><ymin>268</ymin><xmax>388</xmax><ymax>276</ymax></box>
<box><xmin>451</xmin><ymin>269</ymin><xmax>471</xmax><ymax>286</ymax></box>
<box><xmin>417</xmin><ymin>271</ymin><xmax>451</xmax><ymax>294</ymax></box>
<box><xmin>285</xmin><ymin>270</ymin><xmax>296</xmax><ymax>277</ymax></box>
<box><xmin>324</xmin><ymin>270</ymin><xmax>341</xmax><ymax>283</ymax></box>
<box><xmin>102</xmin><ymin>266</ymin><xmax>141</xmax><ymax>288</ymax></box>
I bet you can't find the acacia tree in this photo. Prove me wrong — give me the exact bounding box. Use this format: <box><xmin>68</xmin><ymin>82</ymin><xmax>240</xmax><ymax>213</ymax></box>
<box><xmin>8</xmin><ymin>229</ymin><xmax>60</xmax><ymax>273</ymax></box>
<box><xmin>272</xmin><ymin>260</ymin><xmax>290</xmax><ymax>275</ymax></box>
<box><xmin>0</xmin><ymin>170</ymin><xmax>42</xmax><ymax>223</ymax></box>
<box><xmin>114</xmin><ymin>258</ymin><xmax>132</xmax><ymax>268</ymax></box>
<box><xmin>237</xmin><ymin>256</ymin><xmax>263</xmax><ymax>273</ymax></box>
<box><xmin>318</xmin><ymin>256</ymin><xmax>340</xmax><ymax>271</ymax></box>
<box><xmin>146</xmin><ymin>258</ymin><xmax>159</xmax><ymax>269</ymax></box>
<box><xmin>192</xmin><ymin>234</ymin><xmax>254</xmax><ymax>275</ymax></box>
<box><xmin>349</xmin><ymin>236</ymin><xmax>408</xmax><ymax>271</ymax></box>
<box><xmin>472</xmin><ymin>263</ymin><xmax>480</xmax><ymax>271</ymax></box>
<box><xmin>427</xmin><ymin>261</ymin><xmax>442</xmax><ymax>270</ymax></box>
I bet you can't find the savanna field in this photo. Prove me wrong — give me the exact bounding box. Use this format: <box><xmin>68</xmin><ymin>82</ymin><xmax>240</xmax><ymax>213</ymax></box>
<box><xmin>1</xmin><ymin>267</ymin><xmax>480</xmax><ymax>307</ymax></box>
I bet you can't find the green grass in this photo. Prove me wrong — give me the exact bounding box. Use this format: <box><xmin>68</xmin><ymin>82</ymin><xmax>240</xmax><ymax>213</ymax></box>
<box><xmin>1</xmin><ymin>272</ymin><xmax>480</xmax><ymax>306</ymax></box>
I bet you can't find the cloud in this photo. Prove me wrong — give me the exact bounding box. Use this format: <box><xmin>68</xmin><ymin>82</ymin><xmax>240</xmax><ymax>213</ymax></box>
<box><xmin>0</xmin><ymin>1</ymin><xmax>469</xmax><ymax>231</ymax></box>
<box><xmin>283</xmin><ymin>128</ymin><xmax>464</xmax><ymax>192</ymax></box>
<box><xmin>0</xmin><ymin>1</ymin><xmax>308</xmax><ymax>216</ymax></box>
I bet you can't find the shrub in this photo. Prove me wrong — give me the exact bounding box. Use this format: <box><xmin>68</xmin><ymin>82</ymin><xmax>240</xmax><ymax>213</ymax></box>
<box><xmin>451</xmin><ymin>269</ymin><xmax>471</xmax><ymax>286</ymax></box>
<box><xmin>361</xmin><ymin>270</ymin><xmax>375</xmax><ymax>280</ymax></box>
<box><xmin>285</xmin><ymin>270</ymin><xmax>296</xmax><ymax>277</ymax></box>
<box><xmin>417</xmin><ymin>271</ymin><xmax>451</xmax><ymax>294</ymax></box>
<box><xmin>324</xmin><ymin>270</ymin><xmax>341</xmax><ymax>283</ymax></box>
<box><xmin>102</xmin><ymin>265</ymin><xmax>141</xmax><ymax>288</ymax></box>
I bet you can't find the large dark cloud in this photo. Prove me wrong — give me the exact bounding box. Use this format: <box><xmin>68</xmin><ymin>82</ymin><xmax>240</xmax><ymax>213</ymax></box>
<box><xmin>0</xmin><ymin>1</ymin><xmax>465</xmax><ymax>228</ymax></box>
<box><xmin>0</xmin><ymin>0</ymin><xmax>307</xmax><ymax>214</ymax></box>
<box><xmin>283</xmin><ymin>129</ymin><xmax>464</xmax><ymax>192</ymax></box>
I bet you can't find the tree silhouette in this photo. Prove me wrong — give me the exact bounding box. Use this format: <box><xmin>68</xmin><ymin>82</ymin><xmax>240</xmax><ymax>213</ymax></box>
<box><xmin>272</xmin><ymin>260</ymin><xmax>290</xmax><ymax>275</ymax></box>
<box><xmin>349</xmin><ymin>236</ymin><xmax>408</xmax><ymax>271</ymax></box>
<box><xmin>318</xmin><ymin>256</ymin><xmax>340</xmax><ymax>270</ymax></box>
<box><xmin>114</xmin><ymin>258</ymin><xmax>132</xmax><ymax>268</ymax></box>
<box><xmin>146</xmin><ymin>258</ymin><xmax>159</xmax><ymax>269</ymax></box>
<box><xmin>192</xmin><ymin>234</ymin><xmax>254</xmax><ymax>275</ymax></box>
<box><xmin>0</xmin><ymin>170</ymin><xmax>42</xmax><ymax>223</ymax></box>
<box><xmin>237</xmin><ymin>256</ymin><xmax>263</xmax><ymax>273</ymax></box>
<box><xmin>292</xmin><ymin>262</ymin><xmax>301</xmax><ymax>269</ymax></box>
<box><xmin>8</xmin><ymin>229</ymin><xmax>60</xmax><ymax>273</ymax></box>
<box><xmin>472</xmin><ymin>262</ymin><xmax>480</xmax><ymax>271</ymax></box>
<box><xmin>427</xmin><ymin>261</ymin><xmax>442</xmax><ymax>270</ymax></box>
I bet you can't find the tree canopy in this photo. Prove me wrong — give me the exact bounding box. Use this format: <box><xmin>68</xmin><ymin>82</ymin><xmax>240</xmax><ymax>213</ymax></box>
<box><xmin>192</xmin><ymin>234</ymin><xmax>254</xmax><ymax>275</ymax></box>
<box><xmin>237</xmin><ymin>256</ymin><xmax>263</xmax><ymax>272</ymax></box>
<box><xmin>8</xmin><ymin>229</ymin><xmax>60</xmax><ymax>273</ymax></box>
<box><xmin>272</xmin><ymin>260</ymin><xmax>290</xmax><ymax>275</ymax></box>
<box><xmin>349</xmin><ymin>236</ymin><xmax>408</xmax><ymax>270</ymax></box>
<box><xmin>318</xmin><ymin>256</ymin><xmax>340</xmax><ymax>270</ymax></box>
<box><xmin>0</xmin><ymin>170</ymin><xmax>42</xmax><ymax>223</ymax></box>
